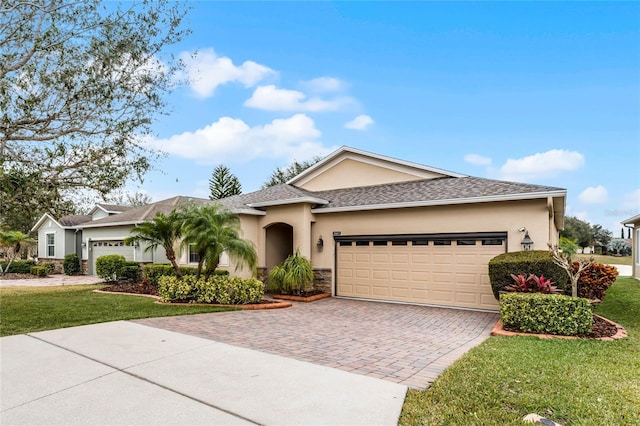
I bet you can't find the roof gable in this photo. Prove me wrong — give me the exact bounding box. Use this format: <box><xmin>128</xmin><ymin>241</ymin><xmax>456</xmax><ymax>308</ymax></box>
<box><xmin>289</xmin><ymin>146</ymin><xmax>465</xmax><ymax>191</ymax></box>
<box><xmin>30</xmin><ymin>213</ymin><xmax>63</xmax><ymax>233</ymax></box>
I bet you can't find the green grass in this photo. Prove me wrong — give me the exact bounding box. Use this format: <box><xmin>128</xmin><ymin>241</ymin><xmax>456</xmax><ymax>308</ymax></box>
<box><xmin>400</xmin><ymin>277</ymin><xmax>640</xmax><ymax>425</ymax></box>
<box><xmin>575</xmin><ymin>254</ymin><xmax>632</xmax><ymax>266</ymax></box>
<box><xmin>0</xmin><ymin>285</ymin><xmax>236</xmax><ymax>337</ymax></box>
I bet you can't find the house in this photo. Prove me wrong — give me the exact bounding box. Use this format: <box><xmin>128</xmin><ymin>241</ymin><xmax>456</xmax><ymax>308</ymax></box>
<box><xmin>622</xmin><ymin>214</ymin><xmax>640</xmax><ymax>280</ymax></box>
<box><xmin>32</xmin><ymin>146</ymin><xmax>566</xmax><ymax>311</ymax></box>
<box><xmin>216</xmin><ymin>146</ymin><xmax>566</xmax><ymax>311</ymax></box>
<box><xmin>30</xmin><ymin>204</ymin><xmax>131</xmax><ymax>273</ymax></box>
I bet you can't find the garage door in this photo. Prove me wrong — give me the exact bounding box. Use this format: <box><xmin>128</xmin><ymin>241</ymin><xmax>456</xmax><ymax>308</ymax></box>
<box><xmin>335</xmin><ymin>233</ymin><xmax>506</xmax><ymax>310</ymax></box>
<box><xmin>90</xmin><ymin>241</ymin><xmax>134</xmax><ymax>275</ymax></box>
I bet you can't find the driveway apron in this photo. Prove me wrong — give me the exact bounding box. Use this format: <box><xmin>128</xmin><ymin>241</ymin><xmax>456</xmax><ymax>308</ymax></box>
<box><xmin>136</xmin><ymin>298</ymin><xmax>499</xmax><ymax>389</ymax></box>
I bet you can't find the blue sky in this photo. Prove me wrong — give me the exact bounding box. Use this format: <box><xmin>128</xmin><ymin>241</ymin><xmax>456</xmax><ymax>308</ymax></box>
<box><xmin>136</xmin><ymin>1</ymin><xmax>639</xmax><ymax>235</ymax></box>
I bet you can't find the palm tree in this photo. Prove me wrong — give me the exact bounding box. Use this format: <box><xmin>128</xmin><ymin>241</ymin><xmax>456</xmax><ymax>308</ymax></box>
<box><xmin>0</xmin><ymin>230</ymin><xmax>35</xmax><ymax>276</ymax></box>
<box><xmin>124</xmin><ymin>211</ymin><xmax>183</xmax><ymax>277</ymax></box>
<box><xmin>181</xmin><ymin>204</ymin><xmax>257</xmax><ymax>280</ymax></box>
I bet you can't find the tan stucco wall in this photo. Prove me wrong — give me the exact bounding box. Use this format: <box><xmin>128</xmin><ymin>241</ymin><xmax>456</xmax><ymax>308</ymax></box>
<box><xmin>297</xmin><ymin>158</ymin><xmax>442</xmax><ymax>191</ymax></box>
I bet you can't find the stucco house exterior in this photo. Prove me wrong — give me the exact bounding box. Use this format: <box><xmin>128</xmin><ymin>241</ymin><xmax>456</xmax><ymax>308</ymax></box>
<box><xmin>32</xmin><ymin>146</ymin><xmax>566</xmax><ymax>311</ymax></box>
<box><xmin>622</xmin><ymin>213</ymin><xmax>640</xmax><ymax>280</ymax></box>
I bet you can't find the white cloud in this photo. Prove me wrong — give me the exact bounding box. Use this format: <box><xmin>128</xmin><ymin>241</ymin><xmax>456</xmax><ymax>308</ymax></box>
<box><xmin>177</xmin><ymin>48</ymin><xmax>276</xmax><ymax>98</ymax></box>
<box><xmin>623</xmin><ymin>188</ymin><xmax>640</xmax><ymax>210</ymax></box>
<box><xmin>498</xmin><ymin>149</ymin><xmax>585</xmax><ymax>182</ymax></box>
<box><xmin>574</xmin><ymin>211</ymin><xmax>589</xmax><ymax>221</ymax></box>
<box><xmin>244</xmin><ymin>85</ymin><xmax>354</xmax><ymax>112</ymax></box>
<box><xmin>144</xmin><ymin>114</ymin><xmax>335</xmax><ymax>164</ymax></box>
<box><xmin>302</xmin><ymin>77</ymin><xmax>346</xmax><ymax>93</ymax></box>
<box><xmin>344</xmin><ymin>114</ymin><xmax>374</xmax><ymax>130</ymax></box>
<box><xmin>579</xmin><ymin>185</ymin><xmax>608</xmax><ymax>204</ymax></box>
<box><xmin>464</xmin><ymin>154</ymin><xmax>492</xmax><ymax>166</ymax></box>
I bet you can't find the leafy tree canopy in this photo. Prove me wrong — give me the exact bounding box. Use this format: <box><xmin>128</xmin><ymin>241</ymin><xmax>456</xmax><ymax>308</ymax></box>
<box><xmin>1</xmin><ymin>0</ymin><xmax>190</xmax><ymax>226</ymax></box>
<box><xmin>209</xmin><ymin>165</ymin><xmax>242</xmax><ymax>200</ymax></box>
<box><xmin>560</xmin><ymin>216</ymin><xmax>612</xmax><ymax>248</ymax></box>
<box><xmin>262</xmin><ymin>157</ymin><xmax>323</xmax><ymax>188</ymax></box>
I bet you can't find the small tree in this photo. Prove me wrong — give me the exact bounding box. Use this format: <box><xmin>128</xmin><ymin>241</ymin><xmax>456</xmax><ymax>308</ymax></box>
<box><xmin>607</xmin><ymin>238</ymin><xmax>631</xmax><ymax>256</ymax></box>
<box><xmin>209</xmin><ymin>165</ymin><xmax>242</xmax><ymax>200</ymax></box>
<box><xmin>558</xmin><ymin>237</ymin><xmax>579</xmax><ymax>256</ymax></box>
<box><xmin>0</xmin><ymin>230</ymin><xmax>35</xmax><ymax>276</ymax></box>
<box><xmin>262</xmin><ymin>157</ymin><xmax>323</xmax><ymax>188</ymax></box>
<box><xmin>549</xmin><ymin>245</ymin><xmax>592</xmax><ymax>298</ymax></box>
<box><xmin>267</xmin><ymin>250</ymin><xmax>314</xmax><ymax>295</ymax></box>
<box><xmin>125</xmin><ymin>212</ymin><xmax>183</xmax><ymax>277</ymax></box>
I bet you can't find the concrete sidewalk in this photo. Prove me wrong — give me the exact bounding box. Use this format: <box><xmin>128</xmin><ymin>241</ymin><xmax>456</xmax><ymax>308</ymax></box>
<box><xmin>0</xmin><ymin>274</ymin><xmax>104</xmax><ymax>287</ymax></box>
<box><xmin>1</xmin><ymin>321</ymin><xmax>407</xmax><ymax>426</ymax></box>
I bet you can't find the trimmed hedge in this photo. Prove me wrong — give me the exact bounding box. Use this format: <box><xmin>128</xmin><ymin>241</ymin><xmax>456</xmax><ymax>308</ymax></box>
<box><xmin>63</xmin><ymin>253</ymin><xmax>81</xmax><ymax>275</ymax></box>
<box><xmin>489</xmin><ymin>250</ymin><xmax>568</xmax><ymax>299</ymax></box>
<box><xmin>122</xmin><ymin>261</ymin><xmax>141</xmax><ymax>282</ymax></box>
<box><xmin>96</xmin><ymin>254</ymin><xmax>126</xmax><ymax>282</ymax></box>
<box><xmin>500</xmin><ymin>292</ymin><xmax>593</xmax><ymax>336</ymax></box>
<box><xmin>30</xmin><ymin>265</ymin><xmax>48</xmax><ymax>277</ymax></box>
<box><xmin>40</xmin><ymin>262</ymin><xmax>56</xmax><ymax>275</ymax></box>
<box><xmin>143</xmin><ymin>263</ymin><xmax>229</xmax><ymax>285</ymax></box>
<box><xmin>0</xmin><ymin>260</ymin><xmax>36</xmax><ymax>274</ymax></box>
<box><xmin>158</xmin><ymin>275</ymin><xmax>264</xmax><ymax>304</ymax></box>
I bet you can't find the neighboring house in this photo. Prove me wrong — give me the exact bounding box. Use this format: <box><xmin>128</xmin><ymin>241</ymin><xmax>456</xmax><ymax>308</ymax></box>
<box><xmin>622</xmin><ymin>214</ymin><xmax>640</xmax><ymax>280</ymax></box>
<box><xmin>31</xmin><ymin>204</ymin><xmax>132</xmax><ymax>273</ymax></box>
<box><xmin>31</xmin><ymin>146</ymin><xmax>566</xmax><ymax>311</ymax></box>
<box><xmin>216</xmin><ymin>146</ymin><xmax>566</xmax><ymax>311</ymax></box>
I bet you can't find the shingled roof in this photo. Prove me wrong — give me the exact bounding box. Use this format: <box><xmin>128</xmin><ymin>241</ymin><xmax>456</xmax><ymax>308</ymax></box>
<box><xmin>58</xmin><ymin>215</ymin><xmax>92</xmax><ymax>227</ymax></box>
<box><xmin>78</xmin><ymin>196</ymin><xmax>214</xmax><ymax>228</ymax></box>
<box><xmin>219</xmin><ymin>176</ymin><xmax>565</xmax><ymax>214</ymax></box>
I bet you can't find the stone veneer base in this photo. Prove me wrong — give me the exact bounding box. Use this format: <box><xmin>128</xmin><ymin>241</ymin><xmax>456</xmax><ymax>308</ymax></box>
<box><xmin>491</xmin><ymin>315</ymin><xmax>627</xmax><ymax>341</ymax></box>
<box><xmin>272</xmin><ymin>293</ymin><xmax>331</xmax><ymax>303</ymax></box>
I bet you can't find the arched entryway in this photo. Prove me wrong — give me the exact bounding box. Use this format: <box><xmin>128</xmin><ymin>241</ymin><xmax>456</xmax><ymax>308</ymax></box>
<box><xmin>265</xmin><ymin>223</ymin><xmax>294</xmax><ymax>269</ymax></box>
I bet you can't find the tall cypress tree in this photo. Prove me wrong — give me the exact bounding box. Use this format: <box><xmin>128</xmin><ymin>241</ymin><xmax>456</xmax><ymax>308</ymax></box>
<box><xmin>209</xmin><ymin>165</ymin><xmax>242</xmax><ymax>200</ymax></box>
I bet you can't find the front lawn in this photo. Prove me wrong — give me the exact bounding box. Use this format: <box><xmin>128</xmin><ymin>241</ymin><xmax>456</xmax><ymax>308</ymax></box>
<box><xmin>400</xmin><ymin>277</ymin><xmax>640</xmax><ymax>425</ymax></box>
<box><xmin>575</xmin><ymin>254</ymin><xmax>632</xmax><ymax>266</ymax></box>
<box><xmin>0</xmin><ymin>285</ymin><xmax>236</xmax><ymax>337</ymax></box>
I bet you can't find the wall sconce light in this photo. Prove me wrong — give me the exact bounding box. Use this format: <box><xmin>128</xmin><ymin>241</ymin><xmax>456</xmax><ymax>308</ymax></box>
<box><xmin>317</xmin><ymin>236</ymin><xmax>324</xmax><ymax>251</ymax></box>
<box><xmin>81</xmin><ymin>242</ymin><xmax>86</xmax><ymax>248</ymax></box>
<box><xmin>520</xmin><ymin>230</ymin><xmax>534</xmax><ymax>251</ymax></box>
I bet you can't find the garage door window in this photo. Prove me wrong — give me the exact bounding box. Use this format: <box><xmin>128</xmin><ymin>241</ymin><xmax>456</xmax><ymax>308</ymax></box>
<box><xmin>433</xmin><ymin>239</ymin><xmax>452</xmax><ymax>245</ymax></box>
<box><xmin>373</xmin><ymin>240</ymin><xmax>387</xmax><ymax>246</ymax></box>
<box><xmin>456</xmin><ymin>240</ymin><xmax>476</xmax><ymax>246</ymax></box>
<box><xmin>482</xmin><ymin>239</ymin><xmax>503</xmax><ymax>246</ymax></box>
<box><xmin>355</xmin><ymin>241</ymin><xmax>369</xmax><ymax>246</ymax></box>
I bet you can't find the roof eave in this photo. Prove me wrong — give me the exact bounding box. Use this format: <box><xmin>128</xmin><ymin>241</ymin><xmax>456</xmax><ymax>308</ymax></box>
<box><xmin>622</xmin><ymin>213</ymin><xmax>640</xmax><ymax>225</ymax></box>
<box><xmin>311</xmin><ymin>190</ymin><xmax>567</xmax><ymax>214</ymax></box>
<box><xmin>75</xmin><ymin>220</ymin><xmax>142</xmax><ymax>229</ymax></box>
<box><xmin>247</xmin><ymin>197</ymin><xmax>329</xmax><ymax>208</ymax></box>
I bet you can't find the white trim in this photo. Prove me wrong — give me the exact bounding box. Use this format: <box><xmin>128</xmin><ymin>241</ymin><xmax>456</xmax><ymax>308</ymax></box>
<box><xmin>229</xmin><ymin>208</ymin><xmax>267</xmax><ymax>216</ymax></box>
<box><xmin>311</xmin><ymin>190</ymin><xmax>567</xmax><ymax>214</ymax></box>
<box><xmin>30</xmin><ymin>213</ymin><xmax>64</xmax><ymax>232</ymax></box>
<box><xmin>247</xmin><ymin>196</ymin><xmax>329</xmax><ymax>208</ymax></box>
<box><xmin>288</xmin><ymin>146</ymin><xmax>466</xmax><ymax>186</ymax></box>
<box><xmin>622</xmin><ymin>213</ymin><xmax>640</xmax><ymax>225</ymax></box>
<box><xmin>77</xmin><ymin>221</ymin><xmax>141</xmax><ymax>229</ymax></box>
<box><xmin>45</xmin><ymin>232</ymin><xmax>56</xmax><ymax>257</ymax></box>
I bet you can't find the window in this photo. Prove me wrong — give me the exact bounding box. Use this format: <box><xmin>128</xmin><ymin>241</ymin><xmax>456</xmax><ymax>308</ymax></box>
<box><xmin>411</xmin><ymin>240</ymin><xmax>429</xmax><ymax>246</ymax></box>
<box><xmin>355</xmin><ymin>241</ymin><xmax>370</xmax><ymax>246</ymax></box>
<box><xmin>392</xmin><ymin>240</ymin><xmax>407</xmax><ymax>246</ymax></box>
<box><xmin>482</xmin><ymin>239</ymin><xmax>503</xmax><ymax>246</ymax></box>
<box><xmin>46</xmin><ymin>233</ymin><xmax>55</xmax><ymax>257</ymax></box>
<box><xmin>219</xmin><ymin>251</ymin><xmax>230</xmax><ymax>267</ymax></box>
<box><xmin>456</xmin><ymin>240</ymin><xmax>476</xmax><ymax>246</ymax></box>
<box><xmin>433</xmin><ymin>239</ymin><xmax>452</xmax><ymax>246</ymax></box>
<box><xmin>373</xmin><ymin>240</ymin><xmax>387</xmax><ymax>246</ymax></box>
<box><xmin>188</xmin><ymin>245</ymin><xmax>200</xmax><ymax>264</ymax></box>
<box><xmin>339</xmin><ymin>241</ymin><xmax>352</xmax><ymax>246</ymax></box>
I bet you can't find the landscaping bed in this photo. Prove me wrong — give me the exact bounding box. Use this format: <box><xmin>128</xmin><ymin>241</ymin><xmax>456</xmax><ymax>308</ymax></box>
<box><xmin>493</xmin><ymin>314</ymin><xmax>625</xmax><ymax>340</ymax></box>
<box><xmin>272</xmin><ymin>290</ymin><xmax>330</xmax><ymax>302</ymax></box>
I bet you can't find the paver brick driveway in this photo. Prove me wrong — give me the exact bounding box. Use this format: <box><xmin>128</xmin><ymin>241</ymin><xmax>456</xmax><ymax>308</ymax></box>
<box><xmin>135</xmin><ymin>298</ymin><xmax>498</xmax><ymax>389</ymax></box>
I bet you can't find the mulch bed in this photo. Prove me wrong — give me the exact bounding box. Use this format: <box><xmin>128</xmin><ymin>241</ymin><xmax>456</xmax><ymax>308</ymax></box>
<box><xmin>101</xmin><ymin>281</ymin><xmax>159</xmax><ymax>296</ymax></box>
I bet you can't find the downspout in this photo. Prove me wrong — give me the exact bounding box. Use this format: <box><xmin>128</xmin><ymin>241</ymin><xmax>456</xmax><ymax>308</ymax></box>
<box><xmin>547</xmin><ymin>197</ymin><xmax>554</xmax><ymax>246</ymax></box>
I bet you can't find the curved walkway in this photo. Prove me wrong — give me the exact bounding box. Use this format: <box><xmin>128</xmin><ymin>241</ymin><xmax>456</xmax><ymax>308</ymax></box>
<box><xmin>137</xmin><ymin>298</ymin><xmax>498</xmax><ymax>389</ymax></box>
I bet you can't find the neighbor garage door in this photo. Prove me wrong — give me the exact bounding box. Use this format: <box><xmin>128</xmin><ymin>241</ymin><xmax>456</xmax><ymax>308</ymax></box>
<box><xmin>91</xmin><ymin>240</ymin><xmax>134</xmax><ymax>274</ymax></box>
<box><xmin>335</xmin><ymin>233</ymin><xmax>506</xmax><ymax>310</ymax></box>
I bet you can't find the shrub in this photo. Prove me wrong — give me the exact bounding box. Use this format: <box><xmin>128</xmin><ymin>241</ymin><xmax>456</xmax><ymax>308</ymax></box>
<box><xmin>574</xmin><ymin>262</ymin><xmax>619</xmax><ymax>301</ymax></box>
<box><xmin>121</xmin><ymin>261</ymin><xmax>141</xmax><ymax>282</ymax></box>
<box><xmin>143</xmin><ymin>264</ymin><xmax>217</xmax><ymax>285</ymax></box>
<box><xmin>63</xmin><ymin>254</ymin><xmax>81</xmax><ymax>275</ymax></box>
<box><xmin>503</xmin><ymin>273</ymin><xmax>561</xmax><ymax>294</ymax></box>
<box><xmin>267</xmin><ymin>250</ymin><xmax>314</xmax><ymax>295</ymax></box>
<box><xmin>558</xmin><ymin>237</ymin><xmax>579</xmax><ymax>256</ymax></box>
<box><xmin>607</xmin><ymin>239</ymin><xmax>631</xmax><ymax>256</ymax></box>
<box><xmin>0</xmin><ymin>259</ymin><xmax>36</xmax><ymax>274</ymax></box>
<box><xmin>158</xmin><ymin>275</ymin><xmax>264</xmax><ymax>304</ymax></box>
<box><xmin>40</xmin><ymin>262</ymin><xmax>56</xmax><ymax>275</ymax></box>
<box><xmin>95</xmin><ymin>254</ymin><xmax>126</xmax><ymax>282</ymax></box>
<box><xmin>500</xmin><ymin>292</ymin><xmax>593</xmax><ymax>336</ymax></box>
<box><xmin>488</xmin><ymin>250</ymin><xmax>568</xmax><ymax>299</ymax></box>
<box><xmin>30</xmin><ymin>265</ymin><xmax>48</xmax><ymax>277</ymax></box>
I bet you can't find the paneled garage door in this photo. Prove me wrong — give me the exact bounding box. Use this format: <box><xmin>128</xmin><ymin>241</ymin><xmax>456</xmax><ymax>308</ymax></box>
<box><xmin>335</xmin><ymin>233</ymin><xmax>506</xmax><ymax>310</ymax></box>
<box><xmin>90</xmin><ymin>241</ymin><xmax>134</xmax><ymax>274</ymax></box>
